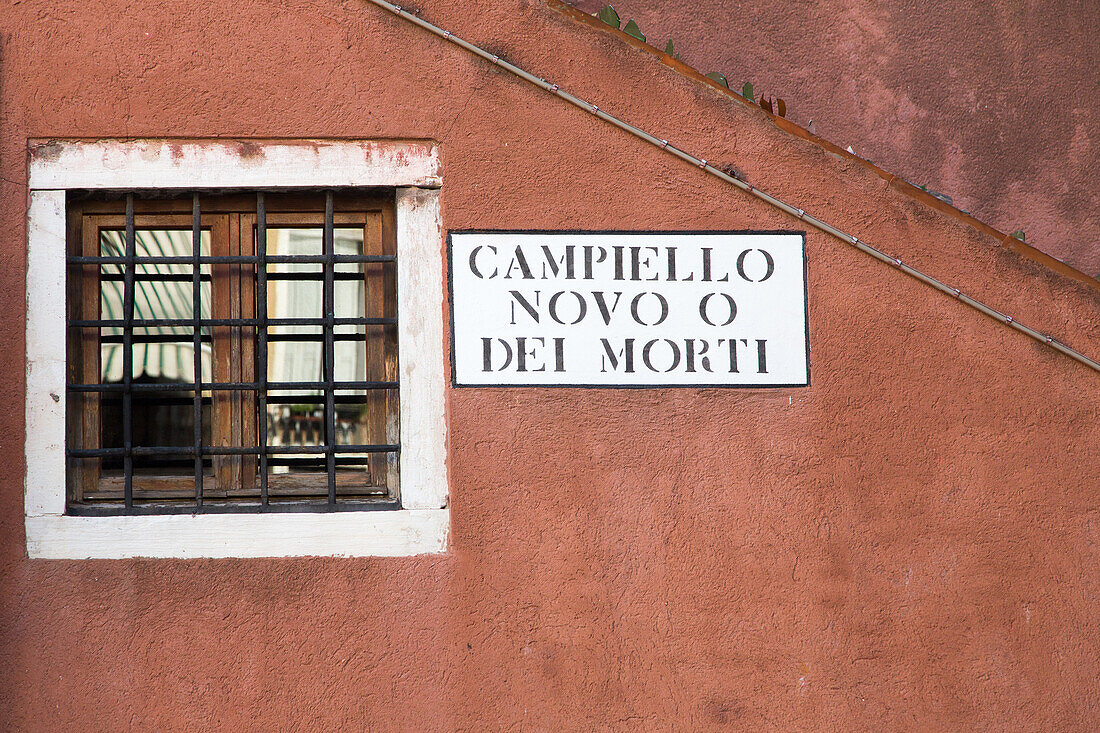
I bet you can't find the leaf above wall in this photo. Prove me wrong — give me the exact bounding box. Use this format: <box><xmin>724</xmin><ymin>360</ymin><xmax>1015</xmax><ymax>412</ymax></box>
<box><xmin>622</xmin><ymin>19</ymin><xmax>645</xmax><ymax>41</ymax></box>
<box><xmin>596</xmin><ymin>5</ymin><xmax>620</xmax><ymax>29</ymax></box>
<box><xmin>705</xmin><ymin>72</ymin><xmax>729</xmax><ymax>88</ymax></box>
<box><xmin>588</xmin><ymin>8</ymin><xmax>804</xmax><ymax>133</ymax></box>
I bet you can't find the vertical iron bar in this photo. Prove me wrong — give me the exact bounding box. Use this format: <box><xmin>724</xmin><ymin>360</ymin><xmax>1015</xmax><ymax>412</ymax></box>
<box><xmin>323</xmin><ymin>191</ymin><xmax>337</xmax><ymax>507</ymax></box>
<box><xmin>192</xmin><ymin>194</ymin><xmax>203</xmax><ymax>509</ymax></box>
<box><xmin>256</xmin><ymin>193</ymin><xmax>269</xmax><ymax>506</ymax></box>
<box><xmin>122</xmin><ymin>194</ymin><xmax>136</xmax><ymax>510</ymax></box>
<box><xmin>390</xmin><ymin>192</ymin><xmax>401</xmax><ymax>504</ymax></box>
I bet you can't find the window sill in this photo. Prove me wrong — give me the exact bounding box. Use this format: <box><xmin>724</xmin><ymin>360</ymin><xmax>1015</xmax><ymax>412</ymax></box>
<box><xmin>25</xmin><ymin>508</ymin><xmax>448</xmax><ymax>559</ymax></box>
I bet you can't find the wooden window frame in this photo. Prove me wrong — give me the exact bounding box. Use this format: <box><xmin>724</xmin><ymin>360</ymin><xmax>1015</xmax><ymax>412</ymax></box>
<box><xmin>66</xmin><ymin>193</ymin><xmax>400</xmax><ymax>509</ymax></box>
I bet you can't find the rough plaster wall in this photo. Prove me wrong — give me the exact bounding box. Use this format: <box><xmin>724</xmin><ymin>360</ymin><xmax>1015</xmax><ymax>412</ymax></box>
<box><xmin>1</xmin><ymin>0</ymin><xmax>1098</xmax><ymax>729</ymax></box>
<box><xmin>572</xmin><ymin>0</ymin><xmax>1100</xmax><ymax>277</ymax></box>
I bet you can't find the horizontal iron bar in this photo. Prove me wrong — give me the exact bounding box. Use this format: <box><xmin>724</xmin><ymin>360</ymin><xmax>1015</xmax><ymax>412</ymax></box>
<box><xmin>69</xmin><ymin>380</ymin><xmax>399</xmax><ymax>392</ymax></box>
<box><xmin>71</xmin><ymin>316</ymin><xmax>394</xmax><ymax>328</ymax></box>
<box><xmin>98</xmin><ymin>272</ymin><xmax>212</xmax><ymax>282</ymax></box>
<box><xmin>97</xmin><ymin>394</ymin><xmax>378</xmax><ymax>405</ymax></box>
<box><xmin>264</xmin><ymin>444</ymin><xmax>399</xmax><ymax>453</ymax></box>
<box><xmin>268</xmin><ymin>271</ymin><xmax>373</xmax><ymax>281</ymax></box>
<box><xmin>95</xmin><ymin>272</ymin><xmax>370</xmax><ymax>282</ymax></box>
<box><xmin>66</xmin><ymin>498</ymin><xmax>401</xmax><ymax>516</ymax></box>
<box><xmin>270</xmin><ymin>393</ymin><xmax>383</xmax><ymax>404</ymax></box>
<box><xmin>99</xmin><ymin>453</ymin><xmax>380</xmax><ymax>464</ymax></box>
<box><xmin>264</xmin><ymin>457</ymin><xmax>379</xmax><ymax>466</ymax></box>
<box><xmin>270</xmin><ymin>331</ymin><xmax>377</xmax><ymax>341</ymax></box>
<box><xmin>69</xmin><ymin>444</ymin><xmax>401</xmax><ymax>457</ymax></box>
<box><xmin>107</xmin><ymin>456</ymin><xmax>380</xmax><ymax>467</ymax></box>
<box><xmin>69</xmin><ymin>254</ymin><xmax>395</xmax><ymax>265</ymax></box>
<box><xmin>98</xmin><ymin>333</ymin><xmax>210</xmax><ymax>344</ymax></box>
<box><xmin>95</xmin><ymin>331</ymin><xmax>375</xmax><ymax>344</ymax></box>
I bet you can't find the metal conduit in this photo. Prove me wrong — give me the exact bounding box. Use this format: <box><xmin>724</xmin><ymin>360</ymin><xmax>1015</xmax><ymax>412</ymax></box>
<box><xmin>365</xmin><ymin>0</ymin><xmax>1100</xmax><ymax>375</ymax></box>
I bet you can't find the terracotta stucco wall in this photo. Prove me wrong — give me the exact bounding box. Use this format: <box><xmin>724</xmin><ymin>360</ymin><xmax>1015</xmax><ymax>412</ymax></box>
<box><xmin>573</xmin><ymin>0</ymin><xmax>1100</xmax><ymax>277</ymax></box>
<box><xmin>2</xmin><ymin>0</ymin><xmax>1099</xmax><ymax>729</ymax></box>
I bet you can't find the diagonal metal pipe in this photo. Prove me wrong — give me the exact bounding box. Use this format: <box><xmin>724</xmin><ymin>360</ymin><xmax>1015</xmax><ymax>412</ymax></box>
<box><xmin>363</xmin><ymin>0</ymin><xmax>1100</xmax><ymax>375</ymax></box>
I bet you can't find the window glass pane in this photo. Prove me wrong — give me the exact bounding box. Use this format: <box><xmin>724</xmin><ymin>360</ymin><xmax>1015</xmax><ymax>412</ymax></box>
<box><xmin>68</xmin><ymin>197</ymin><xmax>400</xmax><ymax>511</ymax></box>
<box><xmin>96</xmin><ymin>229</ymin><xmax>213</xmax><ymax>485</ymax></box>
<box><xmin>264</xmin><ymin>226</ymin><xmax>397</xmax><ymax>491</ymax></box>
<box><xmin>98</xmin><ymin>229</ymin><xmax>212</xmax><ymax>383</ymax></box>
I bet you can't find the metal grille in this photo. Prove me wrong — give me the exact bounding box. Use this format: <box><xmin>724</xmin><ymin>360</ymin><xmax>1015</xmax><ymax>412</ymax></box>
<box><xmin>66</xmin><ymin>191</ymin><xmax>401</xmax><ymax>515</ymax></box>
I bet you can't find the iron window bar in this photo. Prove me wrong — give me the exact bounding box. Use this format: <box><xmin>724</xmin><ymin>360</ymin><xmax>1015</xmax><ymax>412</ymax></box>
<box><xmin>70</xmin><ymin>445</ymin><xmax>400</xmax><ymax>457</ymax></box>
<box><xmin>68</xmin><ymin>500</ymin><xmax>400</xmax><ymax>517</ymax></box>
<box><xmin>323</xmin><ymin>191</ymin><xmax>338</xmax><ymax>505</ymax></box>
<box><xmin>96</xmin><ymin>332</ymin><xmax>378</xmax><ymax>343</ymax></box>
<box><xmin>66</xmin><ymin>190</ymin><xmax>400</xmax><ymax>515</ymax></box>
<box><xmin>98</xmin><ymin>272</ymin><xmax>374</xmax><ymax>282</ymax></box>
<box><xmin>257</xmin><ymin>192</ymin><xmax>269</xmax><ymax>505</ymax></box>
<box><xmin>93</xmin><ymin>394</ymin><xmax>386</xmax><ymax>406</ymax></box>
<box><xmin>97</xmin><ymin>333</ymin><xmax>378</xmax><ymax>344</ymax></box>
<box><xmin>70</xmin><ymin>254</ymin><xmax>395</xmax><ymax>265</ymax></box>
<box><xmin>74</xmin><ymin>456</ymin><xmax>397</xmax><ymax>468</ymax></box>
<box><xmin>69</xmin><ymin>380</ymin><xmax>398</xmax><ymax>392</ymax></box>
<box><xmin>87</xmin><ymin>458</ymin><xmax>392</xmax><ymax>468</ymax></box>
<box><xmin>71</xmin><ymin>317</ymin><xmax>395</xmax><ymax>327</ymax></box>
<box><xmin>122</xmin><ymin>194</ymin><xmax>136</xmax><ymax>509</ymax></box>
<box><xmin>192</xmin><ymin>193</ymin><xmax>203</xmax><ymax>508</ymax></box>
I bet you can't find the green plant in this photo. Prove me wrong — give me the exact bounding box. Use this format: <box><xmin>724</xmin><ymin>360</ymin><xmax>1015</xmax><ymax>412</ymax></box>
<box><xmin>705</xmin><ymin>72</ymin><xmax>728</xmax><ymax>88</ymax></box>
<box><xmin>596</xmin><ymin>5</ymin><xmax>620</xmax><ymax>28</ymax></box>
<box><xmin>622</xmin><ymin>19</ymin><xmax>645</xmax><ymax>41</ymax></box>
<box><xmin>593</xmin><ymin>7</ymin><xmax>790</xmax><ymax>120</ymax></box>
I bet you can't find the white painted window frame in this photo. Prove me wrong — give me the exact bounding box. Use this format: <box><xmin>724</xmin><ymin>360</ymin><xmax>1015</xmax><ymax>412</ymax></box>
<box><xmin>25</xmin><ymin>139</ymin><xmax>448</xmax><ymax>559</ymax></box>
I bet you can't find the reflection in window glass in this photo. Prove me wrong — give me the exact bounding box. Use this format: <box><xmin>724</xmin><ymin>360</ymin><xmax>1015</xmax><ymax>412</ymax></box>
<box><xmin>97</xmin><ymin>229</ymin><xmax>213</xmax><ymax>481</ymax></box>
<box><xmin>265</xmin><ymin>227</ymin><xmax>398</xmax><ymax>491</ymax></box>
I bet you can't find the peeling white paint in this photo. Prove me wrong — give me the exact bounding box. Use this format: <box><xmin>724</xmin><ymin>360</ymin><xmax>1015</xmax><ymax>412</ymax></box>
<box><xmin>28</xmin><ymin>139</ymin><xmax>442</xmax><ymax>190</ymax></box>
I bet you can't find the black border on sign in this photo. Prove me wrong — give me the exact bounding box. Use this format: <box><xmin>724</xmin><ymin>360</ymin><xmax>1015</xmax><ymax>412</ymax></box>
<box><xmin>445</xmin><ymin>230</ymin><xmax>811</xmax><ymax>389</ymax></box>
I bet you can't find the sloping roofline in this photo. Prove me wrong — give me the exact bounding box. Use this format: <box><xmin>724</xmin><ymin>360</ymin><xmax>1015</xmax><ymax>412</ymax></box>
<box><xmin>545</xmin><ymin>0</ymin><xmax>1100</xmax><ymax>294</ymax></box>
<box><xmin>361</xmin><ymin>0</ymin><xmax>1098</xmax><ymax>371</ymax></box>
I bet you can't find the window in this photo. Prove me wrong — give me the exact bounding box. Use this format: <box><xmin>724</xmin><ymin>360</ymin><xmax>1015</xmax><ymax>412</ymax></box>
<box><xmin>26</xmin><ymin>140</ymin><xmax>447</xmax><ymax>557</ymax></box>
<box><xmin>67</xmin><ymin>191</ymin><xmax>400</xmax><ymax>514</ymax></box>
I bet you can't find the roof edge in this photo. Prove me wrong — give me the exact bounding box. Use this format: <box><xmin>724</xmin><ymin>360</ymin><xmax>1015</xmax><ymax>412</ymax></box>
<box><xmin>544</xmin><ymin>0</ymin><xmax>1100</xmax><ymax>294</ymax></box>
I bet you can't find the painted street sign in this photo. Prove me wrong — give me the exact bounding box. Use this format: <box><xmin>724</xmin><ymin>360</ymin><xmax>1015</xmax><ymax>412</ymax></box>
<box><xmin>448</xmin><ymin>231</ymin><xmax>809</xmax><ymax>387</ymax></box>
